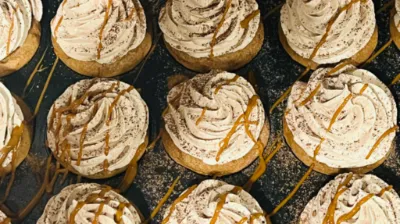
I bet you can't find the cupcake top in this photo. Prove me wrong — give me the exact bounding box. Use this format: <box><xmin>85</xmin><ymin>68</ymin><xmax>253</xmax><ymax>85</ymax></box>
<box><xmin>280</xmin><ymin>0</ymin><xmax>376</xmax><ymax>65</ymax></box>
<box><xmin>394</xmin><ymin>0</ymin><xmax>400</xmax><ymax>32</ymax></box>
<box><xmin>162</xmin><ymin>179</ymin><xmax>266</xmax><ymax>224</ymax></box>
<box><xmin>285</xmin><ymin>65</ymin><xmax>397</xmax><ymax>169</ymax></box>
<box><xmin>301</xmin><ymin>173</ymin><xmax>400</xmax><ymax>223</ymax></box>
<box><xmin>0</xmin><ymin>0</ymin><xmax>43</xmax><ymax>61</ymax></box>
<box><xmin>0</xmin><ymin>210</ymin><xmax>9</xmax><ymax>224</ymax></box>
<box><xmin>0</xmin><ymin>82</ymin><xmax>24</xmax><ymax>169</ymax></box>
<box><xmin>159</xmin><ymin>0</ymin><xmax>260</xmax><ymax>58</ymax></box>
<box><xmin>50</xmin><ymin>0</ymin><xmax>147</xmax><ymax>64</ymax></box>
<box><xmin>38</xmin><ymin>183</ymin><xmax>142</xmax><ymax>224</ymax></box>
<box><xmin>46</xmin><ymin>79</ymin><xmax>149</xmax><ymax>177</ymax></box>
<box><xmin>163</xmin><ymin>71</ymin><xmax>265</xmax><ymax>165</ymax></box>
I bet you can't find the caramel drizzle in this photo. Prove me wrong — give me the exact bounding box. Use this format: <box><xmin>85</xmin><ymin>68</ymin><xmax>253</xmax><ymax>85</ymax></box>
<box><xmin>115</xmin><ymin>202</ymin><xmax>130</xmax><ymax>223</ymax></box>
<box><xmin>365</xmin><ymin>126</ymin><xmax>399</xmax><ymax>159</ymax></box>
<box><xmin>76</xmin><ymin>123</ymin><xmax>89</xmax><ymax>166</ymax></box>
<box><xmin>107</xmin><ymin>85</ymin><xmax>134</xmax><ymax>125</ymax></box>
<box><xmin>390</xmin><ymin>73</ymin><xmax>400</xmax><ymax>86</ymax></box>
<box><xmin>240</xmin><ymin>10</ymin><xmax>260</xmax><ymax>28</ymax></box>
<box><xmin>214</xmin><ymin>75</ymin><xmax>240</xmax><ymax>94</ymax></box>
<box><xmin>195</xmin><ymin>108</ymin><xmax>207</xmax><ymax>126</ymax></box>
<box><xmin>327</xmin><ymin>94</ymin><xmax>352</xmax><ymax>131</ymax></box>
<box><xmin>210</xmin><ymin>186</ymin><xmax>242</xmax><ymax>224</ymax></box>
<box><xmin>326</xmin><ymin>60</ymin><xmax>354</xmax><ymax>76</ymax></box>
<box><xmin>97</xmin><ymin>0</ymin><xmax>113</xmax><ymax>59</ymax></box>
<box><xmin>299</xmin><ymin>84</ymin><xmax>321</xmax><ymax>106</ymax></box>
<box><xmin>53</xmin><ymin>0</ymin><xmax>68</xmax><ymax>39</ymax></box>
<box><xmin>6</xmin><ymin>6</ymin><xmax>19</xmax><ymax>56</ymax></box>
<box><xmin>210</xmin><ymin>0</ymin><xmax>232</xmax><ymax>58</ymax></box>
<box><xmin>92</xmin><ymin>198</ymin><xmax>111</xmax><ymax>224</ymax></box>
<box><xmin>161</xmin><ymin>184</ymin><xmax>197</xmax><ymax>224</ymax></box>
<box><xmin>23</xmin><ymin>47</ymin><xmax>49</xmax><ymax>96</ymax></box>
<box><xmin>361</xmin><ymin>39</ymin><xmax>393</xmax><ymax>68</ymax></box>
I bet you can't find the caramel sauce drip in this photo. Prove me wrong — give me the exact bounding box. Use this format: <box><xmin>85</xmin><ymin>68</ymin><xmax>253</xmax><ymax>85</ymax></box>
<box><xmin>77</xmin><ymin>123</ymin><xmax>89</xmax><ymax>166</ymax></box>
<box><xmin>103</xmin><ymin>159</ymin><xmax>109</xmax><ymax>174</ymax></box>
<box><xmin>210</xmin><ymin>0</ymin><xmax>232</xmax><ymax>58</ymax></box>
<box><xmin>210</xmin><ymin>186</ymin><xmax>242</xmax><ymax>224</ymax></box>
<box><xmin>97</xmin><ymin>0</ymin><xmax>113</xmax><ymax>59</ymax></box>
<box><xmin>322</xmin><ymin>173</ymin><xmax>354</xmax><ymax>224</ymax></box>
<box><xmin>327</xmin><ymin>94</ymin><xmax>352</xmax><ymax>131</ymax></box>
<box><xmin>299</xmin><ymin>84</ymin><xmax>321</xmax><ymax>106</ymax></box>
<box><xmin>195</xmin><ymin>107</ymin><xmax>207</xmax><ymax>126</ymax></box>
<box><xmin>126</xmin><ymin>7</ymin><xmax>136</xmax><ymax>21</ymax></box>
<box><xmin>0</xmin><ymin>124</ymin><xmax>24</xmax><ymax>171</ymax></box>
<box><xmin>161</xmin><ymin>184</ymin><xmax>197</xmax><ymax>224</ymax></box>
<box><xmin>6</xmin><ymin>6</ymin><xmax>19</xmax><ymax>56</ymax></box>
<box><xmin>313</xmin><ymin>138</ymin><xmax>325</xmax><ymax>160</ymax></box>
<box><xmin>115</xmin><ymin>202</ymin><xmax>129</xmax><ymax>223</ymax></box>
<box><xmin>390</xmin><ymin>73</ymin><xmax>400</xmax><ymax>86</ymax></box>
<box><xmin>336</xmin><ymin>185</ymin><xmax>393</xmax><ymax>224</ymax></box>
<box><xmin>107</xmin><ymin>86</ymin><xmax>134</xmax><ymax>125</ymax></box>
<box><xmin>326</xmin><ymin>60</ymin><xmax>354</xmax><ymax>76</ymax></box>
<box><xmin>366</xmin><ymin>126</ymin><xmax>398</xmax><ymax>159</ymax></box>
<box><xmin>243</xmin><ymin>141</ymin><xmax>266</xmax><ymax>191</ymax></box>
<box><xmin>146</xmin><ymin>131</ymin><xmax>162</xmax><ymax>151</ymax></box>
<box><xmin>23</xmin><ymin>47</ymin><xmax>49</xmax><ymax>95</ymax></box>
<box><xmin>240</xmin><ymin>10</ymin><xmax>260</xmax><ymax>29</ymax></box>
<box><xmin>214</xmin><ymin>75</ymin><xmax>240</xmax><ymax>94</ymax></box>
<box><xmin>104</xmin><ymin>132</ymin><xmax>110</xmax><ymax>156</ymax></box>
<box><xmin>54</xmin><ymin>16</ymin><xmax>64</xmax><ymax>40</ymax></box>
<box><xmin>250</xmin><ymin>213</ymin><xmax>265</xmax><ymax>223</ymax></box>
<box><xmin>92</xmin><ymin>198</ymin><xmax>111</xmax><ymax>224</ymax></box>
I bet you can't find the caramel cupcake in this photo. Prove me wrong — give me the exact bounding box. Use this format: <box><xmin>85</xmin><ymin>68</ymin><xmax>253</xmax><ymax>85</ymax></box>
<box><xmin>300</xmin><ymin>173</ymin><xmax>400</xmax><ymax>223</ymax></box>
<box><xmin>390</xmin><ymin>0</ymin><xmax>400</xmax><ymax>49</ymax></box>
<box><xmin>280</xmin><ymin>0</ymin><xmax>378</xmax><ymax>69</ymax></box>
<box><xmin>284</xmin><ymin>65</ymin><xmax>397</xmax><ymax>175</ymax></box>
<box><xmin>162</xmin><ymin>180</ymin><xmax>269</xmax><ymax>224</ymax></box>
<box><xmin>162</xmin><ymin>71</ymin><xmax>269</xmax><ymax>176</ymax></box>
<box><xmin>51</xmin><ymin>0</ymin><xmax>152</xmax><ymax>77</ymax></box>
<box><xmin>38</xmin><ymin>183</ymin><xmax>144</xmax><ymax>223</ymax></box>
<box><xmin>0</xmin><ymin>82</ymin><xmax>32</xmax><ymax>176</ymax></box>
<box><xmin>46</xmin><ymin>79</ymin><xmax>149</xmax><ymax>179</ymax></box>
<box><xmin>159</xmin><ymin>0</ymin><xmax>264</xmax><ymax>72</ymax></box>
<box><xmin>0</xmin><ymin>0</ymin><xmax>42</xmax><ymax>77</ymax></box>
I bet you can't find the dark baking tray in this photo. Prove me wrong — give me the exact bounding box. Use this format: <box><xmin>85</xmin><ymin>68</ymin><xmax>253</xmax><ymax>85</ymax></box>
<box><xmin>1</xmin><ymin>0</ymin><xmax>399</xmax><ymax>223</ymax></box>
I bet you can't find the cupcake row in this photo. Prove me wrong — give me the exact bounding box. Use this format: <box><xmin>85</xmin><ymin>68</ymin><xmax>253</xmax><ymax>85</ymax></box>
<box><xmin>3</xmin><ymin>0</ymin><xmax>400</xmax><ymax>77</ymax></box>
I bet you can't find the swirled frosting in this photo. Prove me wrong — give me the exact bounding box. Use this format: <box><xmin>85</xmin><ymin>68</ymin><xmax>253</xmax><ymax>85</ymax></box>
<box><xmin>0</xmin><ymin>82</ymin><xmax>24</xmax><ymax>168</ymax></box>
<box><xmin>394</xmin><ymin>0</ymin><xmax>400</xmax><ymax>32</ymax></box>
<box><xmin>159</xmin><ymin>0</ymin><xmax>260</xmax><ymax>58</ymax></box>
<box><xmin>285</xmin><ymin>65</ymin><xmax>397</xmax><ymax>169</ymax></box>
<box><xmin>164</xmin><ymin>71</ymin><xmax>265</xmax><ymax>165</ymax></box>
<box><xmin>0</xmin><ymin>0</ymin><xmax>43</xmax><ymax>61</ymax></box>
<box><xmin>0</xmin><ymin>210</ymin><xmax>8</xmax><ymax>223</ymax></box>
<box><xmin>163</xmin><ymin>180</ymin><xmax>266</xmax><ymax>224</ymax></box>
<box><xmin>301</xmin><ymin>173</ymin><xmax>400</xmax><ymax>224</ymax></box>
<box><xmin>280</xmin><ymin>0</ymin><xmax>376</xmax><ymax>64</ymax></box>
<box><xmin>46</xmin><ymin>79</ymin><xmax>149</xmax><ymax>177</ymax></box>
<box><xmin>38</xmin><ymin>183</ymin><xmax>142</xmax><ymax>224</ymax></box>
<box><xmin>51</xmin><ymin>0</ymin><xmax>147</xmax><ymax>64</ymax></box>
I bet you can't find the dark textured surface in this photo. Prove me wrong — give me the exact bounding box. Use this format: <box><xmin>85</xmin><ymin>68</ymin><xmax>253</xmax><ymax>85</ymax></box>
<box><xmin>1</xmin><ymin>0</ymin><xmax>399</xmax><ymax>223</ymax></box>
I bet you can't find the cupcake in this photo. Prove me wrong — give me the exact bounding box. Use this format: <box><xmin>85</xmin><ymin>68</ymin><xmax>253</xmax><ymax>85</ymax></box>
<box><xmin>280</xmin><ymin>0</ymin><xmax>378</xmax><ymax>70</ymax></box>
<box><xmin>300</xmin><ymin>173</ymin><xmax>400</xmax><ymax>223</ymax></box>
<box><xmin>0</xmin><ymin>0</ymin><xmax>42</xmax><ymax>77</ymax></box>
<box><xmin>284</xmin><ymin>64</ymin><xmax>398</xmax><ymax>175</ymax></box>
<box><xmin>46</xmin><ymin>79</ymin><xmax>149</xmax><ymax>179</ymax></box>
<box><xmin>51</xmin><ymin>0</ymin><xmax>152</xmax><ymax>77</ymax></box>
<box><xmin>162</xmin><ymin>179</ymin><xmax>269</xmax><ymax>224</ymax></box>
<box><xmin>162</xmin><ymin>71</ymin><xmax>269</xmax><ymax>176</ymax></box>
<box><xmin>159</xmin><ymin>0</ymin><xmax>264</xmax><ymax>72</ymax></box>
<box><xmin>38</xmin><ymin>183</ymin><xmax>143</xmax><ymax>223</ymax></box>
<box><xmin>390</xmin><ymin>0</ymin><xmax>400</xmax><ymax>49</ymax></box>
<box><xmin>0</xmin><ymin>82</ymin><xmax>32</xmax><ymax>175</ymax></box>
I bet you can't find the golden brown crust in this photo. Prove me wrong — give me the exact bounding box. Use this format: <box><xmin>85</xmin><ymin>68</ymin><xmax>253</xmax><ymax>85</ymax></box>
<box><xmin>2</xmin><ymin>95</ymin><xmax>33</xmax><ymax>175</ymax></box>
<box><xmin>283</xmin><ymin>117</ymin><xmax>393</xmax><ymax>175</ymax></box>
<box><xmin>164</xmin><ymin>20</ymin><xmax>264</xmax><ymax>73</ymax></box>
<box><xmin>0</xmin><ymin>20</ymin><xmax>41</xmax><ymax>77</ymax></box>
<box><xmin>162</xmin><ymin>122</ymin><xmax>270</xmax><ymax>177</ymax></box>
<box><xmin>390</xmin><ymin>9</ymin><xmax>400</xmax><ymax>50</ymax></box>
<box><xmin>278</xmin><ymin>24</ymin><xmax>378</xmax><ymax>70</ymax></box>
<box><xmin>52</xmin><ymin>135</ymin><xmax>148</xmax><ymax>179</ymax></box>
<box><xmin>52</xmin><ymin>31</ymin><xmax>152</xmax><ymax>78</ymax></box>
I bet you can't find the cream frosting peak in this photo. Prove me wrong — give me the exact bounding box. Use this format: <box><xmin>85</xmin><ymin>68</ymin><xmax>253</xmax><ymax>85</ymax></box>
<box><xmin>0</xmin><ymin>0</ymin><xmax>43</xmax><ymax>61</ymax></box>
<box><xmin>394</xmin><ymin>0</ymin><xmax>400</xmax><ymax>32</ymax></box>
<box><xmin>46</xmin><ymin>79</ymin><xmax>149</xmax><ymax>177</ymax></box>
<box><xmin>0</xmin><ymin>210</ymin><xmax>8</xmax><ymax>223</ymax></box>
<box><xmin>0</xmin><ymin>82</ymin><xmax>24</xmax><ymax>168</ymax></box>
<box><xmin>285</xmin><ymin>65</ymin><xmax>397</xmax><ymax>169</ymax></box>
<box><xmin>280</xmin><ymin>0</ymin><xmax>376</xmax><ymax>64</ymax></box>
<box><xmin>301</xmin><ymin>173</ymin><xmax>400</xmax><ymax>224</ymax></box>
<box><xmin>159</xmin><ymin>0</ymin><xmax>260</xmax><ymax>58</ymax></box>
<box><xmin>163</xmin><ymin>71</ymin><xmax>265</xmax><ymax>165</ymax></box>
<box><xmin>163</xmin><ymin>180</ymin><xmax>266</xmax><ymax>224</ymax></box>
<box><xmin>51</xmin><ymin>0</ymin><xmax>147</xmax><ymax>64</ymax></box>
<box><xmin>38</xmin><ymin>183</ymin><xmax>142</xmax><ymax>224</ymax></box>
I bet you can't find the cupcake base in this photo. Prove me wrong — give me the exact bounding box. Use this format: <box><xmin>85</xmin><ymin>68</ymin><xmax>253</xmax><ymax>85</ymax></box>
<box><xmin>164</xmin><ymin>20</ymin><xmax>264</xmax><ymax>73</ymax></box>
<box><xmin>390</xmin><ymin>9</ymin><xmax>400</xmax><ymax>49</ymax></box>
<box><xmin>52</xmin><ymin>31</ymin><xmax>152</xmax><ymax>77</ymax></box>
<box><xmin>0</xmin><ymin>20</ymin><xmax>41</xmax><ymax>77</ymax></box>
<box><xmin>283</xmin><ymin>118</ymin><xmax>394</xmax><ymax>175</ymax></box>
<box><xmin>162</xmin><ymin>122</ymin><xmax>270</xmax><ymax>177</ymax></box>
<box><xmin>51</xmin><ymin>135</ymin><xmax>148</xmax><ymax>179</ymax></box>
<box><xmin>278</xmin><ymin>24</ymin><xmax>378</xmax><ymax>70</ymax></box>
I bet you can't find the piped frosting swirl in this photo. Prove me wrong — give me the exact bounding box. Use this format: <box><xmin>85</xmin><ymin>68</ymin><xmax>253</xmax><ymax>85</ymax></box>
<box><xmin>0</xmin><ymin>82</ymin><xmax>24</xmax><ymax>169</ymax></box>
<box><xmin>159</xmin><ymin>0</ymin><xmax>260</xmax><ymax>58</ymax></box>
<box><xmin>163</xmin><ymin>71</ymin><xmax>265</xmax><ymax>165</ymax></box>
<box><xmin>301</xmin><ymin>173</ymin><xmax>400</xmax><ymax>224</ymax></box>
<box><xmin>280</xmin><ymin>0</ymin><xmax>376</xmax><ymax>64</ymax></box>
<box><xmin>285</xmin><ymin>65</ymin><xmax>397</xmax><ymax>169</ymax></box>
<box><xmin>37</xmin><ymin>183</ymin><xmax>142</xmax><ymax>224</ymax></box>
<box><xmin>0</xmin><ymin>0</ymin><xmax>43</xmax><ymax>61</ymax></box>
<box><xmin>51</xmin><ymin>0</ymin><xmax>147</xmax><ymax>64</ymax></box>
<box><xmin>162</xmin><ymin>179</ymin><xmax>266</xmax><ymax>224</ymax></box>
<box><xmin>394</xmin><ymin>0</ymin><xmax>400</xmax><ymax>32</ymax></box>
<box><xmin>46</xmin><ymin>79</ymin><xmax>149</xmax><ymax>177</ymax></box>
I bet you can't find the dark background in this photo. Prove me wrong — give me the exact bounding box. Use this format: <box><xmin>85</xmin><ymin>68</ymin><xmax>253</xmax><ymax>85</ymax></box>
<box><xmin>1</xmin><ymin>0</ymin><xmax>399</xmax><ymax>223</ymax></box>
